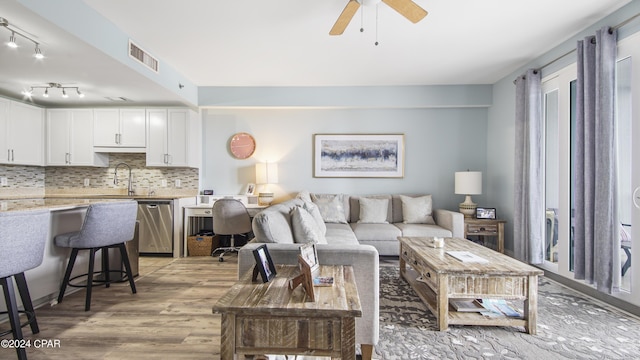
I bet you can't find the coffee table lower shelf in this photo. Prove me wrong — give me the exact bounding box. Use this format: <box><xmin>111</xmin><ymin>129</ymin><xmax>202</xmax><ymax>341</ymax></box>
<box><xmin>401</xmin><ymin>266</ymin><xmax>529</xmax><ymax>330</ymax></box>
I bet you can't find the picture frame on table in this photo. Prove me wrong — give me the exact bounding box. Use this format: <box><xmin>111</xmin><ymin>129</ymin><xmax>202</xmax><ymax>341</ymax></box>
<box><xmin>476</xmin><ymin>207</ymin><xmax>497</xmax><ymax>220</ymax></box>
<box><xmin>299</xmin><ymin>243</ymin><xmax>319</xmax><ymax>274</ymax></box>
<box><xmin>252</xmin><ymin>245</ymin><xmax>277</xmax><ymax>283</ymax></box>
<box><xmin>244</xmin><ymin>183</ymin><xmax>255</xmax><ymax>196</ymax></box>
<box><xmin>313</xmin><ymin>134</ymin><xmax>405</xmax><ymax>178</ymax></box>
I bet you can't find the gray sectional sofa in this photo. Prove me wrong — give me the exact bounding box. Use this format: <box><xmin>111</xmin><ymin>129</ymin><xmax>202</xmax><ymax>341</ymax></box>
<box><xmin>237</xmin><ymin>192</ymin><xmax>463</xmax><ymax>355</ymax></box>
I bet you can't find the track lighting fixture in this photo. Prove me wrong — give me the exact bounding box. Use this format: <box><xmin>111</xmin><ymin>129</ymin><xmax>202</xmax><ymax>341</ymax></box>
<box><xmin>24</xmin><ymin>83</ymin><xmax>85</xmax><ymax>99</ymax></box>
<box><xmin>1</xmin><ymin>17</ymin><xmax>44</xmax><ymax>59</ymax></box>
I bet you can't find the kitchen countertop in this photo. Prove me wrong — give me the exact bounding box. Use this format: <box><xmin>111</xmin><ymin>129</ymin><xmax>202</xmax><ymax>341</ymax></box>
<box><xmin>0</xmin><ymin>198</ymin><xmax>133</xmax><ymax>212</ymax></box>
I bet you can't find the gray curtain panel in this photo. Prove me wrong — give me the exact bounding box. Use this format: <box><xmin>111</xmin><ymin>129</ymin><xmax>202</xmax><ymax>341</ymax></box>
<box><xmin>514</xmin><ymin>69</ymin><xmax>544</xmax><ymax>264</ymax></box>
<box><xmin>574</xmin><ymin>26</ymin><xmax>619</xmax><ymax>294</ymax></box>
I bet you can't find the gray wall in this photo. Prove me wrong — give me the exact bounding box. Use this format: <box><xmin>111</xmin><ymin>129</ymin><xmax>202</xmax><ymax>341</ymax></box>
<box><xmin>201</xmin><ymin>107</ymin><xmax>489</xmax><ymax>212</ymax></box>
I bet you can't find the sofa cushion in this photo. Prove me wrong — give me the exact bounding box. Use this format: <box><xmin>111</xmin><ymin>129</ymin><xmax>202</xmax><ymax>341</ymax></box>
<box><xmin>350</xmin><ymin>195</ymin><xmax>393</xmax><ymax>223</ymax></box>
<box><xmin>357</xmin><ymin>197</ymin><xmax>390</xmax><ymax>224</ymax></box>
<box><xmin>350</xmin><ymin>223</ymin><xmax>402</xmax><ymax>242</ymax></box>
<box><xmin>400</xmin><ymin>195</ymin><xmax>435</xmax><ymax>224</ymax></box>
<box><xmin>312</xmin><ymin>193</ymin><xmax>350</xmax><ymax>222</ymax></box>
<box><xmin>301</xmin><ymin>200</ymin><xmax>327</xmax><ymax>235</ymax></box>
<box><xmin>325</xmin><ymin>223</ymin><xmax>359</xmax><ymax>246</ymax></box>
<box><xmin>311</xmin><ymin>194</ymin><xmax>348</xmax><ymax>224</ymax></box>
<box><xmin>251</xmin><ymin>198</ymin><xmax>305</xmax><ymax>244</ymax></box>
<box><xmin>291</xmin><ymin>206</ymin><xmax>327</xmax><ymax>244</ymax></box>
<box><xmin>395</xmin><ymin>223</ymin><xmax>452</xmax><ymax>237</ymax></box>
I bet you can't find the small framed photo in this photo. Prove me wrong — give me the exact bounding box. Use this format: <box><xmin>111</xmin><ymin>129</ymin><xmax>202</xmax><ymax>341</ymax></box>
<box><xmin>299</xmin><ymin>243</ymin><xmax>319</xmax><ymax>274</ymax></box>
<box><xmin>252</xmin><ymin>245</ymin><xmax>277</xmax><ymax>283</ymax></box>
<box><xmin>476</xmin><ymin>207</ymin><xmax>497</xmax><ymax>220</ymax></box>
<box><xmin>244</xmin><ymin>183</ymin><xmax>255</xmax><ymax>195</ymax></box>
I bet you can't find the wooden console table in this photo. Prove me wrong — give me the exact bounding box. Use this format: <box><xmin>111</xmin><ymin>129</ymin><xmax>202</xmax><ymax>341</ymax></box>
<box><xmin>213</xmin><ymin>265</ymin><xmax>362</xmax><ymax>360</ymax></box>
<box><xmin>463</xmin><ymin>218</ymin><xmax>506</xmax><ymax>253</ymax></box>
<box><xmin>398</xmin><ymin>236</ymin><xmax>543</xmax><ymax>334</ymax></box>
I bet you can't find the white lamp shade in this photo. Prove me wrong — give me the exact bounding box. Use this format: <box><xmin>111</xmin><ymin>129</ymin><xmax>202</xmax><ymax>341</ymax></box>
<box><xmin>454</xmin><ymin>171</ymin><xmax>482</xmax><ymax>195</ymax></box>
<box><xmin>256</xmin><ymin>162</ymin><xmax>278</xmax><ymax>184</ymax></box>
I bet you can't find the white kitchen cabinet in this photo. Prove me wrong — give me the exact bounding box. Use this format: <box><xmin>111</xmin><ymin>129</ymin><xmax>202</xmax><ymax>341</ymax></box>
<box><xmin>146</xmin><ymin>108</ymin><xmax>200</xmax><ymax>167</ymax></box>
<box><xmin>0</xmin><ymin>99</ymin><xmax>45</xmax><ymax>166</ymax></box>
<box><xmin>94</xmin><ymin>108</ymin><xmax>146</xmax><ymax>152</ymax></box>
<box><xmin>46</xmin><ymin>109</ymin><xmax>108</xmax><ymax>166</ymax></box>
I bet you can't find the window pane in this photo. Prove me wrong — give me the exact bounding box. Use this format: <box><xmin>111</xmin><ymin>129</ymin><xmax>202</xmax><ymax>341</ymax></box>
<box><xmin>545</xmin><ymin>89</ymin><xmax>559</xmax><ymax>263</ymax></box>
<box><xmin>617</xmin><ymin>56</ymin><xmax>632</xmax><ymax>292</ymax></box>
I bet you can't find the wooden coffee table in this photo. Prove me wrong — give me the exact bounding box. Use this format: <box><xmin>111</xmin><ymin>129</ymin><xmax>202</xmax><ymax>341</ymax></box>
<box><xmin>398</xmin><ymin>236</ymin><xmax>544</xmax><ymax>334</ymax></box>
<box><xmin>213</xmin><ymin>264</ymin><xmax>362</xmax><ymax>359</ymax></box>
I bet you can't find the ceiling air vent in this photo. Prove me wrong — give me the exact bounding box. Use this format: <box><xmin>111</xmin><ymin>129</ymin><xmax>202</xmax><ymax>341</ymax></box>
<box><xmin>129</xmin><ymin>40</ymin><xmax>159</xmax><ymax>73</ymax></box>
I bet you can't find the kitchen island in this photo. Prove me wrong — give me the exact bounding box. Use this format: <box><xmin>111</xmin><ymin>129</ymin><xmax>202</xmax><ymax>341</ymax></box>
<box><xmin>0</xmin><ymin>195</ymin><xmax>195</xmax><ymax>314</ymax></box>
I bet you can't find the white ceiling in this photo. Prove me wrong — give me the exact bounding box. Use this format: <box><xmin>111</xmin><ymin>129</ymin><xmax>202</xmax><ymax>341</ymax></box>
<box><xmin>0</xmin><ymin>0</ymin><xmax>631</xmax><ymax>107</ymax></box>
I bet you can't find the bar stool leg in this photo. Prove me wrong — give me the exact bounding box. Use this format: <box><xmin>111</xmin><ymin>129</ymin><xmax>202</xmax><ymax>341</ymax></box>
<box><xmin>85</xmin><ymin>248</ymin><xmax>96</xmax><ymax>311</ymax></box>
<box><xmin>58</xmin><ymin>248</ymin><xmax>79</xmax><ymax>304</ymax></box>
<box><xmin>102</xmin><ymin>246</ymin><xmax>111</xmax><ymax>288</ymax></box>
<box><xmin>118</xmin><ymin>243</ymin><xmax>137</xmax><ymax>294</ymax></box>
<box><xmin>2</xmin><ymin>276</ymin><xmax>27</xmax><ymax>360</ymax></box>
<box><xmin>14</xmin><ymin>272</ymin><xmax>39</xmax><ymax>334</ymax></box>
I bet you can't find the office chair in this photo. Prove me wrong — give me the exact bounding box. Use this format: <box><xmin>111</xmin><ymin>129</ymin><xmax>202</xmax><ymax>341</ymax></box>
<box><xmin>211</xmin><ymin>199</ymin><xmax>252</xmax><ymax>262</ymax></box>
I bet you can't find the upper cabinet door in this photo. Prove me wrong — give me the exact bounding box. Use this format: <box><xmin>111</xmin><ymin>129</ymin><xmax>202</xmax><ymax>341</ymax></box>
<box><xmin>167</xmin><ymin>109</ymin><xmax>189</xmax><ymax>166</ymax></box>
<box><xmin>93</xmin><ymin>109</ymin><xmax>120</xmax><ymax>147</ymax></box>
<box><xmin>46</xmin><ymin>109</ymin><xmax>72</xmax><ymax>165</ymax></box>
<box><xmin>93</xmin><ymin>108</ymin><xmax>146</xmax><ymax>149</ymax></box>
<box><xmin>7</xmin><ymin>101</ymin><xmax>44</xmax><ymax>166</ymax></box>
<box><xmin>145</xmin><ymin>109</ymin><xmax>168</xmax><ymax>166</ymax></box>
<box><xmin>119</xmin><ymin>109</ymin><xmax>146</xmax><ymax>147</ymax></box>
<box><xmin>0</xmin><ymin>98</ymin><xmax>9</xmax><ymax>163</ymax></box>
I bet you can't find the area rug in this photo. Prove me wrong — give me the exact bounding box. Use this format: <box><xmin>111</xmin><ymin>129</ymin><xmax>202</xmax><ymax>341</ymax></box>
<box><xmin>377</xmin><ymin>266</ymin><xmax>640</xmax><ymax>359</ymax></box>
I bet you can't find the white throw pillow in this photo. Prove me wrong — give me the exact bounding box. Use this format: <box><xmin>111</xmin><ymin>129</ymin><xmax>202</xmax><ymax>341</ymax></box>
<box><xmin>311</xmin><ymin>195</ymin><xmax>347</xmax><ymax>224</ymax></box>
<box><xmin>296</xmin><ymin>190</ymin><xmax>312</xmax><ymax>203</ymax></box>
<box><xmin>291</xmin><ymin>206</ymin><xmax>327</xmax><ymax>244</ymax></box>
<box><xmin>301</xmin><ymin>200</ymin><xmax>327</xmax><ymax>235</ymax></box>
<box><xmin>400</xmin><ymin>195</ymin><xmax>435</xmax><ymax>224</ymax></box>
<box><xmin>358</xmin><ymin>197</ymin><xmax>389</xmax><ymax>224</ymax></box>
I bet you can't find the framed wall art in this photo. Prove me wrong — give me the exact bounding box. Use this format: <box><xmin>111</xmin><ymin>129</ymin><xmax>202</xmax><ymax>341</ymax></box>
<box><xmin>313</xmin><ymin>134</ymin><xmax>404</xmax><ymax>178</ymax></box>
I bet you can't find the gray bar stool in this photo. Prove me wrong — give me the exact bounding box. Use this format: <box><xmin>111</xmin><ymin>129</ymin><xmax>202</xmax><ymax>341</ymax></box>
<box><xmin>0</xmin><ymin>209</ymin><xmax>50</xmax><ymax>360</ymax></box>
<box><xmin>55</xmin><ymin>201</ymin><xmax>138</xmax><ymax>311</ymax></box>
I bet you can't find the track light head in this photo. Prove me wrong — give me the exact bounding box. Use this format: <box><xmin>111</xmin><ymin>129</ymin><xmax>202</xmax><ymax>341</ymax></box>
<box><xmin>8</xmin><ymin>32</ymin><xmax>17</xmax><ymax>48</ymax></box>
<box><xmin>62</xmin><ymin>88</ymin><xmax>68</xmax><ymax>98</ymax></box>
<box><xmin>34</xmin><ymin>44</ymin><xmax>43</xmax><ymax>59</ymax></box>
<box><xmin>43</xmin><ymin>88</ymin><xmax>49</xmax><ymax>97</ymax></box>
<box><xmin>21</xmin><ymin>88</ymin><xmax>33</xmax><ymax>97</ymax></box>
<box><xmin>76</xmin><ymin>88</ymin><xmax>84</xmax><ymax>98</ymax></box>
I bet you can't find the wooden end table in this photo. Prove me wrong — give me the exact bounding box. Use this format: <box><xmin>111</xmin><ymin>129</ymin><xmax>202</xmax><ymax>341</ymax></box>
<box><xmin>463</xmin><ymin>218</ymin><xmax>506</xmax><ymax>253</ymax></box>
<box><xmin>213</xmin><ymin>265</ymin><xmax>362</xmax><ymax>360</ymax></box>
<box><xmin>398</xmin><ymin>236</ymin><xmax>543</xmax><ymax>334</ymax></box>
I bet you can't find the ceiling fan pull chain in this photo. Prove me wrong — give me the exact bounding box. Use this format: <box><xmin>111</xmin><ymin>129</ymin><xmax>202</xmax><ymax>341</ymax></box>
<box><xmin>375</xmin><ymin>3</ymin><xmax>379</xmax><ymax>46</ymax></box>
<box><xmin>360</xmin><ymin>3</ymin><xmax>364</xmax><ymax>32</ymax></box>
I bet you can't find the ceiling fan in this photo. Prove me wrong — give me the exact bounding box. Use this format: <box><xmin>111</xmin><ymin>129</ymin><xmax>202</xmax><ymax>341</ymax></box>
<box><xmin>329</xmin><ymin>0</ymin><xmax>428</xmax><ymax>35</ymax></box>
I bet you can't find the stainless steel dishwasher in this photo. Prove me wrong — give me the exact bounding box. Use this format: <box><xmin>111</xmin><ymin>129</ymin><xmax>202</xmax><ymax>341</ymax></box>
<box><xmin>137</xmin><ymin>200</ymin><xmax>173</xmax><ymax>256</ymax></box>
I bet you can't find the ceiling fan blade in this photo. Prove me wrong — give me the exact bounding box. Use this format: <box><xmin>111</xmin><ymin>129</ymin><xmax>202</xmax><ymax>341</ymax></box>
<box><xmin>382</xmin><ymin>0</ymin><xmax>428</xmax><ymax>23</ymax></box>
<box><xmin>329</xmin><ymin>0</ymin><xmax>361</xmax><ymax>35</ymax></box>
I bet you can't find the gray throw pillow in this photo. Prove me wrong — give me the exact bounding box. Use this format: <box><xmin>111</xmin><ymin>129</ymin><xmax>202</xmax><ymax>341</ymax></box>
<box><xmin>358</xmin><ymin>197</ymin><xmax>389</xmax><ymax>224</ymax></box>
<box><xmin>311</xmin><ymin>195</ymin><xmax>347</xmax><ymax>224</ymax></box>
<box><xmin>301</xmin><ymin>200</ymin><xmax>327</xmax><ymax>235</ymax></box>
<box><xmin>400</xmin><ymin>195</ymin><xmax>435</xmax><ymax>224</ymax></box>
<box><xmin>291</xmin><ymin>206</ymin><xmax>327</xmax><ymax>244</ymax></box>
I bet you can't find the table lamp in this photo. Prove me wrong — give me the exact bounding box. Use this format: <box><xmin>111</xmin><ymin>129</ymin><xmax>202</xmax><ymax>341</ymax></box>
<box><xmin>455</xmin><ymin>171</ymin><xmax>482</xmax><ymax>218</ymax></box>
<box><xmin>256</xmin><ymin>162</ymin><xmax>278</xmax><ymax>205</ymax></box>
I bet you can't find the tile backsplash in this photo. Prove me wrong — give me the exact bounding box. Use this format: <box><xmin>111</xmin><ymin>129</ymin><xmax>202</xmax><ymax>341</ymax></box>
<box><xmin>0</xmin><ymin>153</ymin><xmax>198</xmax><ymax>199</ymax></box>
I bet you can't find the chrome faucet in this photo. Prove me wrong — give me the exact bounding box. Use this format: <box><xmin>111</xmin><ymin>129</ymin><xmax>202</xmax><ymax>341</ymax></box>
<box><xmin>113</xmin><ymin>162</ymin><xmax>134</xmax><ymax>196</ymax></box>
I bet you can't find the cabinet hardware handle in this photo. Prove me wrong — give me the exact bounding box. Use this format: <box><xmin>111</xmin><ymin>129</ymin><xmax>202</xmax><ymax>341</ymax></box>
<box><xmin>204</xmin><ymin>210</ymin><xmax>211</xmax><ymax>214</ymax></box>
<box><xmin>65</xmin><ymin>153</ymin><xmax>70</xmax><ymax>164</ymax></box>
<box><xmin>426</xmin><ymin>272</ymin><xmax>431</xmax><ymax>278</ymax></box>
<box><xmin>413</xmin><ymin>260</ymin><xmax>418</xmax><ymax>266</ymax></box>
<box><xmin>7</xmin><ymin>149</ymin><xmax>9</xmax><ymax>161</ymax></box>
<box><xmin>167</xmin><ymin>154</ymin><xmax>172</xmax><ymax>164</ymax></box>
<box><xmin>11</xmin><ymin>149</ymin><xmax>14</xmax><ymax>161</ymax></box>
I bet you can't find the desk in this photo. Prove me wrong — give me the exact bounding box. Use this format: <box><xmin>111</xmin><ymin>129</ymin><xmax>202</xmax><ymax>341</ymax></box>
<box><xmin>213</xmin><ymin>265</ymin><xmax>362</xmax><ymax>359</ymax></box>
<box><xmin>463</xmin><ymin>218</ymin><xmax>506</xmax><ymax>253</ymax></box>
<box><xmin>182</xmin><ymin>204</ymin><xmax>266</xmax><ymax>257</ymax></box>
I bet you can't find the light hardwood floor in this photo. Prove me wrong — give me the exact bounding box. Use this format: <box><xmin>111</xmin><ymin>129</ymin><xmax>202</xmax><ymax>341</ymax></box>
<box><xmin>3</xmin><ymin>256</ymin><xmax>238</xmax><ymax>359</ymax></box>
